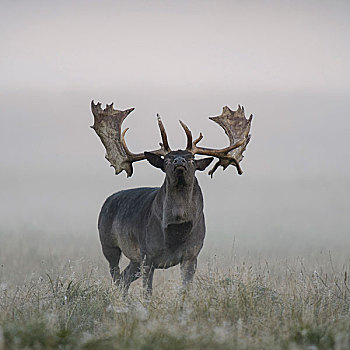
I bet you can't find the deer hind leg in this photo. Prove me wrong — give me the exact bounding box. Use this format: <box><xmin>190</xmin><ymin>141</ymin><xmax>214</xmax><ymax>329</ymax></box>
<box><xmin>102</xmin><ymin>246</ymin><xmax>122</xmax><ymax>284</ymax></box>
<box><xmin>120</xmin><ymin>261</ymin><xmax>141</xmax><ymax>291</ymax></box>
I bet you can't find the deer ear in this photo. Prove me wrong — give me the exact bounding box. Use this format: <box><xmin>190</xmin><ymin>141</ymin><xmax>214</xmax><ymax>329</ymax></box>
<box><xmin>195</xmin><ymin>157</ymin><xmax>214</xmax><ymax>171</ymax></box>
<box><xmin>144</xmin><ymin>152</ymin><xmax>164</xmax><ymax>170</ymax></box>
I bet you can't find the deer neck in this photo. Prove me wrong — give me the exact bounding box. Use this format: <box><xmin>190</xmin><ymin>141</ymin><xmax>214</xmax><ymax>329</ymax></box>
<box><xmin>159</xmin><ymin>177</ymin><xmax>199</xmax><ymax>228</ymax></box>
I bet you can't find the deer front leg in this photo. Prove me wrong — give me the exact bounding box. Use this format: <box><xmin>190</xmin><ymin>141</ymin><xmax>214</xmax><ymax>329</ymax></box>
<box><xmin>142</xmin><ymin>258</ymin><xmax>155</xmax><ymax>297</ymax></box>
<box><xmin>180</xmin><ymin>257</ymin><xmax>197</xmax><ymax>288</ymax></box>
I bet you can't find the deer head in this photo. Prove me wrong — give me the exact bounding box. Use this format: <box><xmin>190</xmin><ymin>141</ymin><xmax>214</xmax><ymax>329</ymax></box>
<box><xmin>91</xmin><ymin>101</ymin><xmax>253</xmax><ymax>178</ymax></box>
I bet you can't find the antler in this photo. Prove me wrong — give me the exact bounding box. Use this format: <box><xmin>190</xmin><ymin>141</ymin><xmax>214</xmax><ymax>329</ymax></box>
<box><xmin>91</xmin><ymin>101</ymin><xmax>171</xmax><ymax>177</ymax></box>
<box><xmin>180</xmin><ymin>105</ymin><xmax>253</xmax><ymax>177</ymax></box>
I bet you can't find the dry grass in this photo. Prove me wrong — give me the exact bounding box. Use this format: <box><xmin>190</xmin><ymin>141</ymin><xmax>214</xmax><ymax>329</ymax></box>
<box><xmin>1</xmin><ymin>231</ymin><xmax>350</xmax><ymax>349</ymax></box>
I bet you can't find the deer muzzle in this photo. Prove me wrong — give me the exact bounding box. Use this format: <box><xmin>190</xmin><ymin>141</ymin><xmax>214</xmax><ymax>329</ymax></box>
<box><xmin>173</xmin><ymin>157</ymin><xmax>187</xmax><ymax>174</ymax></box>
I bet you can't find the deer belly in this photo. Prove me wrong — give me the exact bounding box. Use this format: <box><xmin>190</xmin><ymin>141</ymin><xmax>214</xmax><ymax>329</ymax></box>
<box><xmin>152</xmin><ymin>251</ymin><xmax>183</xmax><ymax>269</ymax></box>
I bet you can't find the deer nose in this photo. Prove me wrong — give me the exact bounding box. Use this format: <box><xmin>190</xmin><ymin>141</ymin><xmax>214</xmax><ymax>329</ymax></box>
<box><xmin>173</xmin><ymin>157</ymin><xmax>187</xmax><ymax>168</ymax></box>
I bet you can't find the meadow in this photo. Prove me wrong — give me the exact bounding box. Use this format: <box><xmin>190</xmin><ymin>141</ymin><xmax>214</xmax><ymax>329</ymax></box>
<box><xmin>1</xmin><ymin>230</ymin><xmax>349</xmax><ymax>350</ymax></box>
<box><xmin>1</xmin><ymin>91</ymin><xmax>349</xmax><ymax>349</ymax></box>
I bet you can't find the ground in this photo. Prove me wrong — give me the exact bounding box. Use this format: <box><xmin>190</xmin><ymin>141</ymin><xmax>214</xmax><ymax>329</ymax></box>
<box><xmin>0</xmin><ymin>231</ymin><xmax>349</xmax><ymax>350</ymax></box>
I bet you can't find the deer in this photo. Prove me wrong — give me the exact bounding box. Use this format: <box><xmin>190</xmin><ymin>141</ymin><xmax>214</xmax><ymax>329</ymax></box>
<box><xmin>91</xmin><ymin>101</ymin><xmax>252</xmax><ymax>295</ymax></box>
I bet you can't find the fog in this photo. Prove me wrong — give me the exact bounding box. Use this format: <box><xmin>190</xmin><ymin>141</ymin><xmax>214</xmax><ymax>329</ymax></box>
<box><xmin>1</xmin><ymin>1</ymin><xmax>349</xmax><ymax>260</ymax></box>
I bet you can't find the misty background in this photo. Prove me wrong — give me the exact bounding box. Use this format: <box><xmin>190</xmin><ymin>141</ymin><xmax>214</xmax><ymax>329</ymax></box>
<box><xmin>1</xmin><ymin>0</ymin><xmax>349</xmax><ymax>264</ymax></box>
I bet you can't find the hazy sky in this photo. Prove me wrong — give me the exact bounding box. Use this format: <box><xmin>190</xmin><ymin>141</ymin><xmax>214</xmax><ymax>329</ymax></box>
<box><xmin>1</xmin><ymin>0</ymin><xmax>349</xmax><ymax>93</ymax></box>
<box><xmin>1</xmin><ymin>1</ymin><xmax>349</xmax><ymax>251</ymax></box>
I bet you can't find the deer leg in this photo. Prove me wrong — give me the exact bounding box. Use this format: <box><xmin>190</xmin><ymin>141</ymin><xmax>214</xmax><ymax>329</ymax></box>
<box><xmin>102</xmin><ymin>246</ymin><xmax>121</xmax><ymax>284</ymax></box>
<box><xmin>180</xmin><ymin>257</ymin><xmax>197</xmax><ymax>288</ymax></box>
<box><xmin>142</xmin><ymin>261</ymin><xmax>155</xmax><ymax>297</ymax></box>
<box><xmin>120</xmin><ymin>261</ymin><xmax>141</xmax><ymax>291</ymax></box>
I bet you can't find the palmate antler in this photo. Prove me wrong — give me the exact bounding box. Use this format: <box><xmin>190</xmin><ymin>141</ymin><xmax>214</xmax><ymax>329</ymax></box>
<box><xmin>91</xmin><ymin>101</ymin><xmax>252</xmax><ymax>178</ymax></box>
<box><xmin>180</xmin><ymin>105</ymin><xmax>253</xmax><ymax>177</ymax></box>
<box><xmin>91</xmin><ymin>101</ymin><xmax>170</xmax><ymax>177</ymax></box>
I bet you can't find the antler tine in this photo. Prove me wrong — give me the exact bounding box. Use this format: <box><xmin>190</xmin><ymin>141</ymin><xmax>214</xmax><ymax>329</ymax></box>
<box><xmin>157</xmin><ymin>114</ymin><xmax>171</xmax><ymax>153</ymax></box>
<box><xmin>179</xmin><ymin>120</ymin><xmax>192</xmax><ymax>150</ymax></box>
<box><xmin>121</xmin><ymin>128</ymin><xmax>145</xmax><ymax>161</ymax></box>
<box><xmin>193</xmin><ymin>132</ymin><xmax>203</xmax><ymax>146</ymax></box>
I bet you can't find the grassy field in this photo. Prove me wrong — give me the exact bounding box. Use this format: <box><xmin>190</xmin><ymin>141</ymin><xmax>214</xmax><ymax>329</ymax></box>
<box><xmin>0</xmin><ymin>231</ymin><xmax>350</xmax><ymax>350</ymax></box>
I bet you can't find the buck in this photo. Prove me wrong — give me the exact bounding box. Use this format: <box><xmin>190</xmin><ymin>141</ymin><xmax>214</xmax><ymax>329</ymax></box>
<box><xmin>91</xmin><ymin>101</ymin><xmax>252</xmax><ymax>295</ymax></box>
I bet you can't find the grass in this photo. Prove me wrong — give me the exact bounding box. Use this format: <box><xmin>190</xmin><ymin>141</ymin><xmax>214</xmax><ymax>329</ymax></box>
<box><xmin>0</xmin><ymin>232</ymin><xmax>350</xmax><ymax>349</ymax></box>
